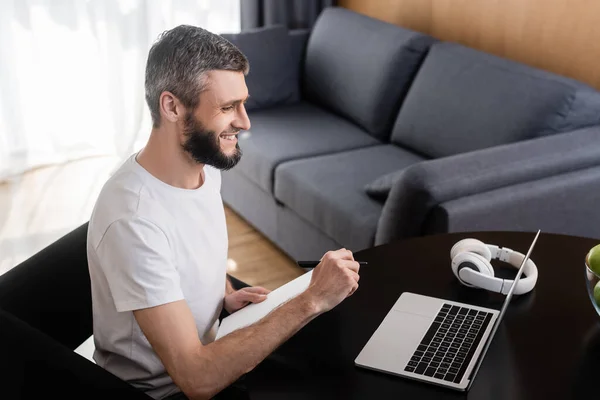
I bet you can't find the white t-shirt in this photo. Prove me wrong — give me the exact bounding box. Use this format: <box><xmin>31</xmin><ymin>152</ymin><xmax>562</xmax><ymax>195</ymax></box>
<box><xmin>86</xmin><ymin>153</ymin><xmax>228</xmax><ymax>399</ymax></box>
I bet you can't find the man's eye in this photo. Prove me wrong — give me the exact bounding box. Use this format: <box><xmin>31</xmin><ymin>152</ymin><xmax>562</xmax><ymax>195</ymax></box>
<box><xmin>222</xmin><ymin>105</ymin><xmax>235</xmax><ymax>112</ymax></box>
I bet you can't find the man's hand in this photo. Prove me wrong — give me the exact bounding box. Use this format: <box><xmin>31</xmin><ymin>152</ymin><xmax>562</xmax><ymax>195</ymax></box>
<box><xmin>224</xmin><ymin>286</ymin><xmax>271</xmax><ymax>313</ymax></box>
<box><xmin>305</xmin><ymin>248</ymin><xmax>361</xmax><ymax>314</ymax></box>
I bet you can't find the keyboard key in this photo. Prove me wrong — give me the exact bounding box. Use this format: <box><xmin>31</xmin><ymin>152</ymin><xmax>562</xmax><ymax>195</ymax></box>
<box><xmin>435</xmin><ymin>351</ymin><xmax>445</xmax><ymax>358</ymax></box>
<box><xmin>435</xmin><ymin>373</ymin><xmax>446</xmax><ymax>379</ymax></box>
<box><xmin>457</xmin><ymin>351</ymin><xmax>468</xmax><ymax>358</ymax></box>
<box><xmin>449</xmin><ymin>328</ymin><xmax>458</xmax><ymax>333</ymax></box>
<box><xmin>418</xmin><ymin>345</ymin><xmax>428</xmax><ymax>352</ymax></box>
<box><xmin>420</xmin><ymin>322</ymin><xmax>441</xmax><ymax>345</ymax></box>
<box><xmin>425</xmin><ymin>351</ymin><xmax>435</xmax><ymax>358</ymax></box>
<box><xmin>455</xmin><ymin>315</ymin><xmax>465</xmax><ymax>321</ymax></box>
<box><xmin>469</xmin><ymin>328</ymin><xmax>479</xmax><ymax>334</ymax></box>
<box><xmin>458</xmin><ymin>308</ymin><xmax>468</xmax><ymax>315</ymax></box>
<box><xmin>408</xmin><ymin>361</ymin><xmax>418</xmax><ymax>367</ymax></box>
<box><xmin>455</xmin><ymin>356</ymin><xmax>465</xmax><ymax>364</ymax></box>
<box><xmin>434</xmin><ymin>317</ymin><xmax>444</xmax><ymax>323</ymax></box>
<box><xmin>440</xmin><ymin>362</ymin><xmax>450</xmax><ymax>369</ymax></box>
<box><xmin>444</xmin><ymin>373</ymin><xmax>456</xmax><ymax>382</ymax></box>
<box><xmin>422</xmin><ymin>356</ymin><xmax>432</xmax><ymax>363</ymax></box>
<box><xmin>439</xmin><ymin>346</ymin><xmax>449</xmax><ymax>352</ymax></box>
<box><xmin>425</xmin><ymin>367</ymin><xmax>437</xmax><ymax>377</ymax></box>
<box><xmin>433</xmin><ymin>337</ymin><xmax>442</xmax><ymax>343</ymax></box>
<box><xmin>456</xmin><ymin>333</ymin><xmax>465</xmax><ymax>339</ymax></box>
<box><xmin>468</xmin><ymin>309</ymin><xmax>478</xmax><ymax>316</ymax></box>
<box><xmin>473</xmin><ymin>323</ymin><xmax>482</xmax><ymax>329</ymax></box>
<box><xmin>415</xmin><ymin>350</ymin><xmax>424</xmax><ymax>357</ymax></box>
<box><xmin>450</xmin><ymin>343</ymin><xmax>460</xmax><ymax>349</ymax></box>
<box><xmin>411</xmin><ymin>356</ymin><xmax>421</xmax><ymax>362</ymax></box>
<box><xmin>439</xmin><ymin>328</ymin><xmax>448</xmax><ymax>334</ymax></box>
<box><xmin>442</xmin><ymin>304</ymin><xmax>451</xmax><ymax>310</ymax></box>
<box><xmin>443</xmin><ymin>357</ymin><xmax>453</xmax><ymax>363</ymax></box>
<box><xmin>405</xmin><ymin>366</ymin><xmax>415</xmax><ymax>372</ymax></box>
<box><xmin>467</xmin><ymin>333</ymin><xmax>476</xmax><ymax>339</ymax></box>
<box><xmin>441</xmin><ymin>323</ymin><xmax>450</xmax><ymax>329</ymax></box>
<box><xmin>430</xmin><ymin>342</ymin><xmax>440</xmax><ymax>348</ymax></box>
<box><xmin>435</xmin><ymin>333</ymin><xmax>444</xmax><ymax>339</ymax></box>
<box><xmin>449</xmin><ymin>306</ymin><xmax>460</xmax><ymax>315</ymax></box>
<box><xmin>430</xmin><ymin>361</ymin><xmax>440</xmax><ymax>368</ymax></box>
<box><xmin>449</xmin><ymin>367</ymin><xmax>459</xmax><ymax>374</ymax></box>
<box><xmin>452</xmin><ymin>361</ymin><xmax>462</xmax><ymax>369</ymax></box>
<box><xmin>415</xmin><ymin>363</ymin><xmax>428</xmax><ymax>374</ymax></box>
<box><xmin>451</xmin><ymin>323</ymin><xmax>461</xmax><ymax>329</ymax></box>
<box><xmin>437</xmin><ymin>368</ymin><xmax>448</xmax><ymax>375</ymax></box>
<box><xmin>432</xmin><ymin>356</ymin><xmax>443</xmax><ymax>363</ymax></box>
<box><xmin>458</xmin><ymin>328</ymin><xmax>468</xmax><ymax>334</ymax></box>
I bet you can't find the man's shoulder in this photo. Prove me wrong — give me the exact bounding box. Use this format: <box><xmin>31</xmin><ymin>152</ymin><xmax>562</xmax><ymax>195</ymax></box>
<box><xmin>88</xmin><ymin>161</ymin><xmax>166</xmax><ymax>250</ymax></box>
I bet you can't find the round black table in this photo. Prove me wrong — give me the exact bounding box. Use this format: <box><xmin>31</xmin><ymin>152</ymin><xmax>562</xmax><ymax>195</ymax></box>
<box><xmin>244</xmin><ymin>231</ymin><xmax>600</xmax><ymax>399</ymax></box>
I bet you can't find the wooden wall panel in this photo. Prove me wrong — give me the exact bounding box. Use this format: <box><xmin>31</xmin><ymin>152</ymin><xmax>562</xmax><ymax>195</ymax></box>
<box><xmin>339</xmin><ymin>0</ymin><xmax>600</xmax><ymax>90</ymax></box>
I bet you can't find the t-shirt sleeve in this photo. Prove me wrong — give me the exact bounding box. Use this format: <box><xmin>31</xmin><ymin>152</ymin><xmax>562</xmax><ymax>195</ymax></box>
<box><xmin>95</xmin><ymin>216</ymin><xmax>184</xmax><ymax>312</ymax></box>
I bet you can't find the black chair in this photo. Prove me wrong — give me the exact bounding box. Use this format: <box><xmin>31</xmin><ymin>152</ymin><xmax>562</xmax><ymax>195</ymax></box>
<box><xmin>0</xmin><ymin>222</ymin><xmax>250</xmax><ymax>399</ymax></box>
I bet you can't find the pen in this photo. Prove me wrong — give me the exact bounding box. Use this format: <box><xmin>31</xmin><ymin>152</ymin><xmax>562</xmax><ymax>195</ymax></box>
<box><xmin>297</xmin><ymin>260</ymin><xmax>368</xmax><ymax>269</ymax></box>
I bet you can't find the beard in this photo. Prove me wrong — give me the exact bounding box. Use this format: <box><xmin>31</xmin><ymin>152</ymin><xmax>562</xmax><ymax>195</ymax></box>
<box><xmin>181</xmin><ymin>112</ymin><xmax>242</xmax><ymax>171</ymax></box>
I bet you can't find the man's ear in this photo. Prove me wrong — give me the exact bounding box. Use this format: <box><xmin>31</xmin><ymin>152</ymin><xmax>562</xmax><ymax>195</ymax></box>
<box><xmin>159</xmin><ymin>91</ymin><xmax>184</xmax><ymax>123</ymax></box>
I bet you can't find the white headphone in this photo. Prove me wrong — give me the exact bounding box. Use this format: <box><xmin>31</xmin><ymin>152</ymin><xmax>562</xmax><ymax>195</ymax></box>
<box><xmin>450</xmin><ymin>238</ymin><xmax>538</xmax><ymax>295</ymax></box>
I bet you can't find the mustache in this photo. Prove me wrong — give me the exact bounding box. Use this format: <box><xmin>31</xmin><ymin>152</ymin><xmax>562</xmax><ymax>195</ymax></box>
<box><xmin>222</xmin><ymin>127</ymin><xmax>241</xmax><ymax>135</ymax></box>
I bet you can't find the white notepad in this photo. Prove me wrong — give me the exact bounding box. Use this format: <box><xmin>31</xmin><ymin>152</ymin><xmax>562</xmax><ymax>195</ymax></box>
<box><xmin>216</xmin><ymin>270</ymin><xmax>313</xmax><ymax>340</ymax></box>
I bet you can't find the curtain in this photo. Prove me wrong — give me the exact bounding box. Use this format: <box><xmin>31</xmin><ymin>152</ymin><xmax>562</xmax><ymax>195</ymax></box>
<box><xmin>0</xmin><ymin>0</ymin><xmax>240</xmax><ymax>182</ymax></box>
<box><xmin>240</xmin><ymin>0</ymin><xmax>335</xmax><ymax>30</ymax></box>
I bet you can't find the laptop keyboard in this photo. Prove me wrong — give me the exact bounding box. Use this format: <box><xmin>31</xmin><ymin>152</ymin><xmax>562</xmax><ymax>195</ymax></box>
<box><xmin>404</xmin><ymin>304</ymin><xmax>492</xmax><ymax>384</ymax></box>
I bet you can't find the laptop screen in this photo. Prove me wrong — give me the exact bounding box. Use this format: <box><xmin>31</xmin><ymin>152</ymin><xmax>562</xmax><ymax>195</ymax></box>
<box><xmin>466</xmin><ymin>229</ymin><xmax>540</xmax><ymax>389</ymax></box>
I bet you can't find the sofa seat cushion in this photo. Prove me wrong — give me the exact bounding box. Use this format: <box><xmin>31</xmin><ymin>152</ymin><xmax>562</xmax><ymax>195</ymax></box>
<box><xmin>274</xmin><ymin>145</ymin><xmax>425</xmax><ymax>251</ymax></box>
<box><xmin>237</xmin><ymin>101</ymin><xmax>380</xmax><ymax>193</ymax></box>
<box><xmin>303</xmin><ymin>7</ymin><xmax>436</xmax><ymax>141</ymax></box>
<box><xmin>391</xmin><ymin>42</ymin><xmax>600</xmax><ymax>158</ymax></box>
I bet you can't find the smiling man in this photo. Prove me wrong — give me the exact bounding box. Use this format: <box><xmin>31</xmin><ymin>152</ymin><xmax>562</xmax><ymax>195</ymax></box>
<box><xmin>86</xmin><ymin>25</ymin><xmax>361</xmax><ymax>400</ymax></box>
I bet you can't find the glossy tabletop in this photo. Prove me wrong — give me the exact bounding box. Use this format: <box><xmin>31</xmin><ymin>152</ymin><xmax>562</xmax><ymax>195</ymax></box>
<box><xmin>243</xmin><ymin>231</ymin><xmax>600</xmax><ymax>399</ymax></box>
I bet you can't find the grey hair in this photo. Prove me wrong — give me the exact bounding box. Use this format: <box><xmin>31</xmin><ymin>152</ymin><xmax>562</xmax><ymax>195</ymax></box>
<box><xmin>145</xmin><ymin>25</ymin><xmax>249</xmax><ymax>127</ymax></box>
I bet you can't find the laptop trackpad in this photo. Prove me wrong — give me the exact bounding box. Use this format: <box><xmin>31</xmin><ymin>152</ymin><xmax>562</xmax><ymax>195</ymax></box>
<box><xmin>355</xmin><ymin>309</ymin><xmax>431</xmax><ymax>374</ymax></box>
<box><xmin>392</xmin><ymin>292</ymin><xmax>444</xmax><ymax>318</ymax></box>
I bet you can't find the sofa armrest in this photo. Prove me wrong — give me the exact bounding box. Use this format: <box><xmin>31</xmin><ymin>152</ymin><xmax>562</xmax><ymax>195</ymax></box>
<box><xmin>423</xmin><ymin>166</ymin><xmax>600</xmax><ymax>239</ymax></box>
<box><xmin>375</xmin><ymin>125</ymin><xmax>600</xmax><ymax>245</ymax></box>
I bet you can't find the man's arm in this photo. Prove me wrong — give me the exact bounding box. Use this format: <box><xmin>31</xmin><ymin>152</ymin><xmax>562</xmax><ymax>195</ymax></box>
<box><xmin>134</xmin><ymin>249</ymin><xmax>359</xmax><ymax>400</ymax></box>
<box><xmin>225</xmin><ymin>276</ymin><xmax>235</xmax><ymax>295</ymax></box>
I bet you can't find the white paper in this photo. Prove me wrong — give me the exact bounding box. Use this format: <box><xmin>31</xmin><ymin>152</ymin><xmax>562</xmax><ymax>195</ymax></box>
<box><xmin>216</xmin><ymin>270</ymin><xmax>313</xmax><ymax>340</ymax></box>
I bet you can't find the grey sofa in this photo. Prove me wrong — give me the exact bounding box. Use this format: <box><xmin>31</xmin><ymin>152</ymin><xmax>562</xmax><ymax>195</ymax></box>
<box><xmin>221</xmin><ymin>6</ymin><xmax>600</xmax><ymax>261</ymax></box>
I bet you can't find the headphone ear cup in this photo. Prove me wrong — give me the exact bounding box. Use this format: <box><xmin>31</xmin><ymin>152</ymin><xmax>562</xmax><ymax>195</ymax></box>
<box><xmin>451</xmin><ymin>252</ymin><xmax>494</xmax><ymax>287</ymax></box>
<box><xmin>450</xmin><ymin>238</ymin><xmax>492</xmax><ymax>262</ymax></box>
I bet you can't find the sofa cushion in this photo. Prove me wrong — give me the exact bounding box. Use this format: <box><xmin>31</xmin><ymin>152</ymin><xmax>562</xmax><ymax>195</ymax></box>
<box><xmin>303</xmin><ymin>7</ymin><xmax>436</xmax><ymax>141</ymax></box>
<box><xmin>274</xmin><ymin>145</ymin><xmax>425</xmax><ymax>251</ymax></box>
<box><xmin>236</xmin><ymin>101</ymin><xmax>380</xmax><ymax>193</ymax></box>
<box><xmin>221</xmin><ymin>26</ymin><xmax>300</xmax><ymax>111</ymax></box>
<box><xmin>391</xmin><ymin>42</ymin><xmax>600</xmax><ymax>158</ymax></box>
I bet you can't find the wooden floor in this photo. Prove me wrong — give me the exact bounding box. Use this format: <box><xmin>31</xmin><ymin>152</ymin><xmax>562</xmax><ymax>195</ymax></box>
<box><xmin>0</xmin><ymin>156</ymin><xmax>303</xmax><ymax>290</ymax></box>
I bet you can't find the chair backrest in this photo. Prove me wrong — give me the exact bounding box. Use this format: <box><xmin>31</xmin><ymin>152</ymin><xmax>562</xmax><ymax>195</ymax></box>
<box><xmin>0</xmin><ymin>222</ymin><xmax>92</xmax><ymax>350</ymax></box>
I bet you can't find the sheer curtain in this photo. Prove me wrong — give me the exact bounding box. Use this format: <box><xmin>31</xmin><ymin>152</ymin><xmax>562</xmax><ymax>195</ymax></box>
<box><xmin>0</xmin><ymin>0</ymin><xmax>240</xmax><ymax>181</ymax></box>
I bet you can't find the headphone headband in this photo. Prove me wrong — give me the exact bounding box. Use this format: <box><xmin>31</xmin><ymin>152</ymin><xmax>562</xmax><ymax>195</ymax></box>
<box><xmin>451</xmin><ymin>240</ymin><xmax>538</xmax><ymax>295</ymax></box>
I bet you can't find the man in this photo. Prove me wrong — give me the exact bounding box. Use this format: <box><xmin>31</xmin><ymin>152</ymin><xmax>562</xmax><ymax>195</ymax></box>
<box><xmin>86</xmin><ymin>25</ymin><xmax>361</xmax><ymax>400</ymax></box>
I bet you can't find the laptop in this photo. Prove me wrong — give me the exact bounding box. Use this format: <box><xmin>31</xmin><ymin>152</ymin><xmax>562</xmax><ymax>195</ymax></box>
<box><xmin>354</xmin><ymin>230</ymin><xmax>540</xmax><ymax>391</ymax></box>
